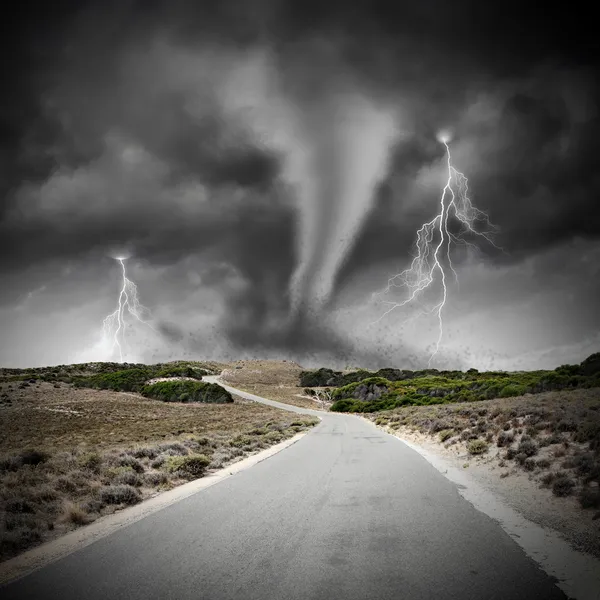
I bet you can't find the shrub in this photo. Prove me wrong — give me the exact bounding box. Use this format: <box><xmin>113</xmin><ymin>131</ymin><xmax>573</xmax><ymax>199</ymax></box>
<box><xmin>154</xmin><ymin>366</ymin><xmax>207</xmax><ymax>379</ymax></box>
<box><xmin>515</xmin><ymin>453</ymin><xmax>528</xmax><ymax>465</ymax></box>
<box><xmin>536</xmin><ymin>458</ymin><xmax>551</xmax><ymax>469</ymax></box>
<box><xmin>439</xmin><ymin>429</ymin><xmax>454</xmax><ymax>443</ymax></box>
<box><xmin>114</xmin><ymin>470</ymin><xmax>142</xmax><ymax>487</ymax></box>
<box><xmin>497</xmin><ymin>431</ymin><xmax>515</xmax><ymax>447</ymax></box>
<box><xmin>157</xmin><ymin>442</ymin><xmax>188</xmax><ymax>456</ymax></box>
<box><xmin>99</xmin><ymin>485</ymin><xmax>141</xmax><ymax>505</ymax></box>
<box><xmin>75</xmin><ymin>369</ymin><xmax>152</xmax><ymax>392</ymax></box>
<box><xmin>552</xmin><ymin>474</ymin><xmax>575</xmax><ymax>497</ymax></box>
<box><xmin>131</xmin><ymin>446</ymin><xmax>159</xmax><ymax>460</ymax></box>
<box><xmin>19</xmin><ymin>449</ymin><xmax>50</xmax><ymax>466</ymax></box>
<box><xmin>5</xmin><ymin>498</ymin><xmax>36</xmax><ymax>514</ymax></box>
<box><xmin>574</xmin><ymin>421</ymin><xmax>600</xmax><ymax>446</ymax></box>
<box><xmin>500</xmin><ymin>384</ymin><xmax>528</xmax><ymax>398</ymax></box>
<box><xmin>556</xmin><ymin>420</ymin><xmax>578</xmax><ymax>432</ymax></box>
<box><xmin>517</xmin><ymin>438</ymin><xmax>538</xmax><ymax>457</ymax></box>
<box><xmin>466</xmin><ymin>439</ymin><xmax>488</xmax><ymax>455</ymax></box>
<box><xmin>80</xmin><ymin>452</ymin><xmax>102</xmax><ymax>473</ymax></box>
<box><xmin>430</xmin><ymin>419</ymin><xmax>451</xmax><ymax>433</ymax></box>
<box><xmin>541</xmin><ymin>472</ymin><xmax>556</xmax><ymax>486</ymax></box>
<box><xmin>330</xmin><ymin>399</ymin><xmax>356</xmax><ymax>413</ymax></box>
<box><xmin>579</xmin><ymin>487</ymin><xmax>600</xmax><ymax>509</ymax></box>
<box><xmin>150</xmin><ymin>456</ymin><xmax>165</xmax><ymax>469</ymax></box>
<box><xmin>142</xmin><ymin>381</ymin><xmax>233</xmax><ymax>404</ymax></box>
<box><xmin>167</xmin><ymin>455</ymin><xmax>211</xmax><ymax>480</ymax></box>
<box><xmin>144</xmin><ymin>471</ymin><xmax>168</xmax><ymax>486</ymax></box>
<box><xmin>62</xmin><ymin>502</ymin><xmax>91</xmax><ymax>525</ymax></box>
<box><xmin>119</xmin><ymin>455</ymin><xmax>144</xmax><ymax>473</ymax></box>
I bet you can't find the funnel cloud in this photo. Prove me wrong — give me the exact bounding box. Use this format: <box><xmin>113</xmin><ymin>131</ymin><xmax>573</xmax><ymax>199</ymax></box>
<box><xmin>288</xmin><ymin>89</ymin><xmax>399</xmax><ymax>319</ymax></box>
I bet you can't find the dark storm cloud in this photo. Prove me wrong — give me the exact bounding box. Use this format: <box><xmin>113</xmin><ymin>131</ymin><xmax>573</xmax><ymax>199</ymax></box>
<box><xmin>2</xmin><ymin>0</ymin><xmax>599</xmax><ymax>366</ymax></box>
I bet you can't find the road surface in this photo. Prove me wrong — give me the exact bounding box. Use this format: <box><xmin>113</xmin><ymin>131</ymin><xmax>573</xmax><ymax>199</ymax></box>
<box><xmin>1</xmin><ymin>379</ymin><xmax>567</xmax><ymax>600</ymax></box>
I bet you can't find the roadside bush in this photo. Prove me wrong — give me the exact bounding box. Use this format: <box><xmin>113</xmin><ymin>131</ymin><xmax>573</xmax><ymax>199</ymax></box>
<box><xmin>574</xmin><ymin>421</ymin><xmax>600</xmax><ymax>448</ymax></box>
<box><xmin>144</xmin><ymin>471</ymin><xmax>168</xmax><ymax>486</ymax></box>
<box><xmin>166</xmin><ymin>455</ymin><xmax>211</xmax><ymax>480</ymax></box>
<box><xmin>497</xmin><ymin>431</ymin><xmax>515</xmax><ymax>447</ymax></box>
<box><xmin>517</xmin><ymin>437</ymin><xmax>538</xmax><ymax>457</ymax></box>
<box><xmin>552</xmin><ymin>474</ymin><xmax>575</xmax><ymax>497</ymax></box>
<box><xmin>119</xmin><ymin>455</ymin><xmax>144</xmax><ymax>473</ymax></box>
<box><xmin>131</xmin><ymin>447</ymin><xmax>159</xmax><ymax>460</ymax></box>
<box><xmin>98</xmin><ymin>485</ymin><xmax>141</xmax><ymax>505</ymax></box>
<box><xmin>114</xmin><ymin>470</ymin><xmax>142</xmax><ymax>487</ymax></box>
<box><xmin>536</xmin><ymin>458</ymin><xmax>551</xmax><ymax>469</ymax></box>
<box><xmin>466</xmin><ymin>439</ymin><xmax>488</xmax><ymax>455</ymax></box>
<box><xmin>541</xmin><ymin>472</ymin><xmax>556</xmax><ymax>486</ymax></box>
<box><xmin>579</xmin><ymin>486</ymin><xmax>600</xmax><ymax>509</ymax></box>
<box><xmin>439</xmin><ymin>430</ymin><xmax>454</xmax><ymax>442</ymax></box>
<box><xmin>548</xmin><ymin>431</ymin><xmax>565</xmax><ymax>445</ymax></box>
<box><xmin>80</xmin><ymin>452</ymin><xmax>102</xmax><ymax>473</ymax></box>
<box><xmin>430</xmin><ymin>419</ymin><xmax>451</xmax><ymax>433</ymax></box>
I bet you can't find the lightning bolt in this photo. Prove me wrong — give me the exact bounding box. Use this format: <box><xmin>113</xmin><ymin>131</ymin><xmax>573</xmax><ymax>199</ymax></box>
<box><xmin>373</xmin><ymin>134</ymin><xmax>502</xmax><ymax>366</ymax></box>
<box><xmin>103</xmin><ymin>257</ymin><xmax>155</xmax><ymax>362</ymax></box>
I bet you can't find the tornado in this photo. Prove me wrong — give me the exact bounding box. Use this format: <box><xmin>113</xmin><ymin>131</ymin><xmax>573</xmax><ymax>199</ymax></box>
<box><xmin>287</xmin><ymin>89</ymin><xmax>398</xmax><ymax>321</ymax></box>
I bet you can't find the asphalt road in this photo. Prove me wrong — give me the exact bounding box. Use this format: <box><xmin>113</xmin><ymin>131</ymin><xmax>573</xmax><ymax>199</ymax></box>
<box><xmin>1</xmin><ymin>380</ymin><xmax>567</xmax><ymax>600</ymax></box>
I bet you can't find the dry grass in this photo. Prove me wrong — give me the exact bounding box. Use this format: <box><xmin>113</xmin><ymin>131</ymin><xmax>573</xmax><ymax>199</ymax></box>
<box><xmin>368</xmin><ymin>387</ymin><xmax>600</xmax><ymax>517</ymax></box>
<box><xmin>0</xmin><ymin>381</ymin><xmax>310</xmax><ymax>453</ymax></box>
<box><xmin>219</xmin><ymin>361</ymin><xmax>323</xmax><ymax>410</ymax></box>
<box><xmin>0</xmin><ymin>379</ymin><xmax>318</xmax><ymax>562</ymax></box>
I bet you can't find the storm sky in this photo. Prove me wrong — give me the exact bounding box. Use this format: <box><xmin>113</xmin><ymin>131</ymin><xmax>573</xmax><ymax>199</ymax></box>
<box><xmin>1</xmin><ymin>0</ymin><xmax>599</xmax><ymax>370</ymax></box>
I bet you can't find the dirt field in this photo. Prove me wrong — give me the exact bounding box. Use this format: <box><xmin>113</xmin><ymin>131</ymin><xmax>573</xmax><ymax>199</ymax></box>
<box><xmin>0</xmin><ymin>379</ymin><xmax>318</xmax><ymax>562</ymax></box>
<box><xmin>219</xmin><ymin>360</ymin><xmax>323</xmax><ymax>410</ymax></box>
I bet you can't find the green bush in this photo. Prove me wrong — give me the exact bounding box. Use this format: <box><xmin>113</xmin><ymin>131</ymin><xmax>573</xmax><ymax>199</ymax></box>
<box><xmin>74</xmin><ymin>368</ymin><xmax>152</xmax><ymax>392</ymax></box>
<box><xmin>142</xmin><ymin>381</ymin><xmax>233</xmax><ymax>404</ymax></box>
<box><xmin>466</xmin><ymin>439</ymin><xmax>489</xmax><ymax>455</ymax></box>
<box><xmin>439</xmin><ymin>429</ymin><xmax>454</xmax><ymax>442</ymax></box>
<box><xmin>166</xmin><ymin>455</ymin><xmax>211</xmax><ymax>479</ymax></box>
<box><xmin>330</xmin><ymin>399</ymin><xmax>356</xmax><ymax>413</ymax></box>
<box><xmin>499</xmin><ymin>384</ymin><xmax>528</xmax><ymax>398</ymax></box>
<box><xmin>154</xmin><ymin>366</ymin><xmax>207</xmax><ymax>379</ymax></box>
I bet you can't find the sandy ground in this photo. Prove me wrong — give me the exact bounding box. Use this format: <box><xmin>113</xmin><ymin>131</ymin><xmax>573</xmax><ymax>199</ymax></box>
<box><xmin>385</xmin><ymin>425</ymin><xmax>600</xmax><ymax>560</ymax></box>
<box><xmin>219</xmin><ymin>361</ymin><xmax>323</xmax><ymax>410</ymax></box>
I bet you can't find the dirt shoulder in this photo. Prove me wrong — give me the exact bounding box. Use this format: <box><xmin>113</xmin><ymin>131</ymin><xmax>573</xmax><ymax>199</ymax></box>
<box><xmin>365</xmin><ymin>388</ymin><xmax>600</xmax><ymax>559</ymax></box>
<box><xmin>0</xmin><ymin>380</ymin><xmax>318</xmax><ymax>563</ymax></box>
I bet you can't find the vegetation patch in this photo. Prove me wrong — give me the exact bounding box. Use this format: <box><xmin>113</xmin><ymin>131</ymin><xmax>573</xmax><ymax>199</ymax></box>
<box><xmin>141</xmin><ymin>381</ymin><xmax>233</xmax><ymax>403</ymax></box>
<box><xmin>311</xmin><ymin>353</ymin><xmax>600</xmax><ymax>413</ymax></box>
<box><xmin>0</xmin><ymin>373</ymin><xmax>319</xmax><ymax>563</ymax></box>
<box><xmin>466</xmin><ymin>439</ymin><xmax>489</xmax><ymax>455</ymax></box>
<box><xmin>74</xmin><ymin>368</ymin><xmax>153</xmax><ymax>393</ymax></box>
<box><xmin>367</xmin><ymin>386</ymin><xmax>600</xmax><ymax>518</ymax></box>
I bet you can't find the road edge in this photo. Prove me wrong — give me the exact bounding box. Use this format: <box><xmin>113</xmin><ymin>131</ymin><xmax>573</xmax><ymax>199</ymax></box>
<box><xmin>0</xmin><ymin>426</ymin><xmax>319</xmax><ymax>587</ymax></box>
<box><xmin>363</xmin><ymin>418</ymin><xmax>600</xmax><ymax>600</ymax></box>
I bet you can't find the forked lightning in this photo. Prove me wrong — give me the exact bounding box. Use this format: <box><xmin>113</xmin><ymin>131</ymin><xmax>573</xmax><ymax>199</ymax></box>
<box><xmin>373</xmin><ymin>133</ymin><xmax>501</xmax><ymax>365</ymax></box>
<box><xmin>103</xmin><ymin>257</ymin><xmax>155</xmax><ymax>362</ymax></box>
